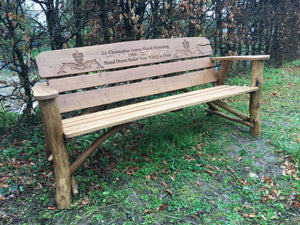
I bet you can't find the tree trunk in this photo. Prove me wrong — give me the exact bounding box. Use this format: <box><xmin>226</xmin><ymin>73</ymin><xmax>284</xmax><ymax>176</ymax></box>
<box><xmin>74</xmin><ymin>0</ymin><xmax>83</xmax><ymax>47</ymax></box>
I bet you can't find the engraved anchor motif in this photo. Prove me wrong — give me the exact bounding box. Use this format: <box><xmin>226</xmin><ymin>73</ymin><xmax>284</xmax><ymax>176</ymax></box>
<box><xmin>174</xmin><ymin>40</ymin><xmax>206</xmax><ymax>57</ymax></box>
<box><xmin>57</xmin><ymin>50</ymin><xmax>103</xmax><ymax>74</ymax></box>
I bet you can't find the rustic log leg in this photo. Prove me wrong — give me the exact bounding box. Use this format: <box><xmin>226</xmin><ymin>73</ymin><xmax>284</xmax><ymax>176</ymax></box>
<box><xmin>44</xmin><ymin>137</ymin><xmax>51</xmax><ymax>160</ymax></box>
<box><xmin>39</xmin><ymin>99</ymin><xmax>72</xmax><ymax>209</ymax></box>
<box><xmin>249</xmin><ymin>61</ymin><xmax>264</xmax><ymax>136</ymax></box>
<box><xmin>40</xmin><ymin>115</ymin><xmax>52</xmax><ymax>160</ymax></box>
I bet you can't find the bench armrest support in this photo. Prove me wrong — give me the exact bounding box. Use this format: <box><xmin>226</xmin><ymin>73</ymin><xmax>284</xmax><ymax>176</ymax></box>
<box><xmin>33</xmin><ymin>82</ymin><xmax>59</xmax><ymax>100</ymax></box>
<box><xmin>211</xmin><ymin>55</ymin><xmax>270</xmax><ymax>61</ymax></box>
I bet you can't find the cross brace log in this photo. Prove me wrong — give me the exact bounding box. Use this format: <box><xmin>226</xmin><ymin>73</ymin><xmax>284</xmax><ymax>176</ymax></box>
<box><xmin>205</xmin><ymin>108</ymin><xmax>254</xmax><ymax>128</ymax></box>
<box><xmin>207</xmin><ymin>102</ymin><xmax>220</xmax><ymax>111</ymax></box>
<box><xmin>212</xmin><ymin>100</ymin><xmax>250</xmax><ymax>121</ymax></box>
<box><xmin>70</xmin><ymin>123</ymin><xmax>129</xmax><ymax>175</ymax></box>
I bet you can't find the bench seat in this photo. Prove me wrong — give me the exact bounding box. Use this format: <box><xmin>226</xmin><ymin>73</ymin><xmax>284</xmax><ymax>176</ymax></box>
<box><xmin>62</xmin><ymin>85</ymin><xmax>258</xmax><ymax>138</ymax></box>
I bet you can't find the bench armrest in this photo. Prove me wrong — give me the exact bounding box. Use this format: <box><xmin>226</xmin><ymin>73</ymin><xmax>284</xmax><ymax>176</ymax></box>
<box><xmin>211</xmin><ymin>55</ymin><xmax>270</xmax><ymax>85</ymax></box>
<box><xmin>32</xmin><ymin>82</ymin><xmax>59</xmax><ymax>100</ymax></box>
<box><xmin>211</xmin><ymin>55</ymin><xmax>270</xmax><ymax>61</ymax></box>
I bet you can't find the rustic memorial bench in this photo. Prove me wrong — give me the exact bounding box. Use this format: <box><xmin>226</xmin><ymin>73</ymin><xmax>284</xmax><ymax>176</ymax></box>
<box><xmin>32</xmin><ymin>37</ymin><xmax>269</xmax><ymax>208</ymax></box>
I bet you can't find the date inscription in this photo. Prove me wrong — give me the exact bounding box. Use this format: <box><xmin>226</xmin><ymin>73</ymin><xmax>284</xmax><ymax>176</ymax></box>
<box><xmin>101</xmin><ymin>45</ymin><xmax>171</xmax><ymax>65</ymax></box>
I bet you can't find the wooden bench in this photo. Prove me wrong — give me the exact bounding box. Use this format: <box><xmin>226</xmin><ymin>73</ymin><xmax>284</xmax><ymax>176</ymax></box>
<box><xmin>32</xmin><ymin>37</ymin><xmax>269</xmax><ymax>208</ymax></box>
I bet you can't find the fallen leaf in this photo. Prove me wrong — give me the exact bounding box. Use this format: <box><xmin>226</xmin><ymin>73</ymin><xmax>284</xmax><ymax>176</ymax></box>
<box><xmin>279</xmin><ymin>196</ymin><xmax>287</xmax><ymax>200</ymax></box>
<box><xmin>150</xmin><ymin>175</ymin><xmax>157</xmax><ymax>180</ymax></box>
<box><xmin>221</xmin><ymin>158</ymin><xmax>229</xmax><ymax>162</ymax></box>
<box><xmin>161</xmin><ymin>169</ymin><xmax>167</xmax><ymax>174</ymax></box>
<box><xmin>160</xmin><ymin>202</ymin><xmax>168</xmax><ymax>210</ymax></box>
<box><xmin>161</xmin><ymin>181</ymin><xmax>167</xmax><ymax>188</ymax></box>
<box><xmin>240</xmin><ymin>179</ymin><xmax>248</xmax><ymax>186</ymax></box>
<box><xmin>81</xmin><ymin>198</ymin><xmax>89</xmax><ymax>206</ymax></box>
<box><xmin>242</xmin><ymin>213</ymin><xmax>249</xmax><ymax>217</ymax></box>
<box><xmin>205</xmin><ymin>169</ymin><xmax>215</xmax><ymax>176</ymax></box>
<box><xmin>165</xmin><ymin>189</ymin><xmax>173</xmax><ymax>196</ymax></box>
<box><xmin>293</xmin><ymin>201</ymin><xmax>300</xmax><ymax>209</ymax></box>
<box><xmin>144</xmin><ymin>209</ymin><xmax>151</xmax><ymax>214</ymax></box>
<box><xmin>162</xmin><ymin>160</ymin><xmax>168</xmax><ymax>165</ymax></box>
<box><xmin>183</xmin><ymin>154</ymin><xmax>195</xmax><ymax>162</ymax></box>
<box><xmin>72</xmin><ymin>176</ymin><xmax>78</xmax><ymax>195</ymax></box>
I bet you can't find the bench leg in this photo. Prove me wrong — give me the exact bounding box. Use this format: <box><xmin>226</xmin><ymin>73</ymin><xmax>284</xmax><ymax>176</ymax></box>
<box><xmin>39</xmin><ymin>99</ymin><xmax>72</xmax><ymax>209</ymax></box>
<box><xmin>44</xmin><ymin>136</ymin><xmax>51</xmax><ymax>160</ymax></box>
<box><xmin>249</xmin><ymin>92</ymin><xmax>261</xmax><ymax>136</ymax></box>
<box><xmin>249</xmin><ymin>61</ymin><xmax>264</xmax><ymax>136</ymax></box>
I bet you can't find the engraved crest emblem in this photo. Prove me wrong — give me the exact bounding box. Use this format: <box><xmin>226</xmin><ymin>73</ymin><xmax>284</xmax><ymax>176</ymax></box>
<box><xmin>57</xmin><ymin>50</ymin><xmax>103</xmax><ymax>74</ymax></box>
<box><xmin>174</xmin><ymin>40</ymin><xmax>206</xmax><ymax>58</ymax></box>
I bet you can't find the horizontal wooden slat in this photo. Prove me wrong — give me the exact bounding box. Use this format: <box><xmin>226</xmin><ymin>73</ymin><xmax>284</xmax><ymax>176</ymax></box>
<box><xmin>212</xmin><ymin>55</ymin><xmax>270</xmax><ymax>61</ymax></box>
<box><xmin>57</xmin><ymin>68</ymin><xmax>218</xmax><ymax>113</ymax></box>
<box><xmin>62</xmin><ymin>85</ymin><xmax>259</xmax><ymax>138</ymax></box>
<box><xmin>48</xmin><ymin>57</ymin><xmax>215</xmax><ymax>92</ymax></box>
<box><xmin>36</xmin><ymin>37</ymin><xmax>212</xmax><ymax>78</ymax></box>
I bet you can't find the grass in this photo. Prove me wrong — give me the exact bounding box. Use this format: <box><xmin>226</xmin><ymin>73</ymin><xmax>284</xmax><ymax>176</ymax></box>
<box><xmin>0</xmin><ymin>59</ymin><xmax>299</xmax><ymax>224</ymax></box>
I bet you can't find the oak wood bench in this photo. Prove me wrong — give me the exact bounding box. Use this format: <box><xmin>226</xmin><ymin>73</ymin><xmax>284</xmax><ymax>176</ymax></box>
<box><xmin>32</xmin><ymin>37</ymin><xmax>269</xmax><ymax>208</ymax></box>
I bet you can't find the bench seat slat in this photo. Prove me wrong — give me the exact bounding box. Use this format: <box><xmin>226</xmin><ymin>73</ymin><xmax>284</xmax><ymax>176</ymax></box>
<box><xmin>48</xmin><ymin>57</ymin><xmax>215</xmax><ymax>92</ymax></box>
<box><xmin>57</xmin><ymin>68</ymin><xmax>218</xmax><ymax>113</ymax></box>
<box><xmin>62</xmin><ymin>85</ymin><xmax>258</xmax><ymax>138</ymax></box>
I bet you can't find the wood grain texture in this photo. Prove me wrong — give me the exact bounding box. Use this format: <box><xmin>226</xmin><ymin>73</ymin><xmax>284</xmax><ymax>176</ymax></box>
<box><xmin>48</xmin><ymin>57</ymin><xmax>215</xmax><ymax>92</ymax></box>
<box><xmin>62</xmin><ymin>85</ymin><xmax>258</xmax><ymax>138</ymax></box>
<box><xmin>212</xmin><ymin>55</ymin><xmax>270</xmax><ymax>61</ymax></box>
<box><xmin>38</xmin><ymin>98</ymin><xmax>71</xmax><ymax>209</ymax></box>
<box><xmin>249</xmin><ymin>60</ymin><xmax>264</xmax><ymax>136</ymax></box>
<box><xmin>36</xmin><ymin>37</ymin><xmax>212</xmax><ymax>78</ymax></box>
<box><xmin>57</xmin><ymin>68</ymin><xmax>218</xmax><ymax>113</ymax></box>
<box><xmin>32</xmin><ymin>83</ymin><xmax>59</xmax><ymax>100</ymax></box>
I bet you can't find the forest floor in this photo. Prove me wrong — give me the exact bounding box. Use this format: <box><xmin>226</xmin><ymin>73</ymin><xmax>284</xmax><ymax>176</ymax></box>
<box><xmin>0</xmin><ymin>60</ymin><xmax>299</xmax><ymax>224</ymax></box>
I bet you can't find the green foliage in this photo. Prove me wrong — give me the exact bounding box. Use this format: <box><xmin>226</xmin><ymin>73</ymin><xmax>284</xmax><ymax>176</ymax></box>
<box><xmin>0</xmin><ymin>110</ymin><xmax>17</xmax><ymax>132</ymax></box>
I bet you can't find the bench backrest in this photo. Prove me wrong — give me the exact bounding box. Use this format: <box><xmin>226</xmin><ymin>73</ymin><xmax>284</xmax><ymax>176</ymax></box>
<box><xmin>36</xmin><ymin>37</ymin><xmax>217</xmax><ymax>113</ymax></box>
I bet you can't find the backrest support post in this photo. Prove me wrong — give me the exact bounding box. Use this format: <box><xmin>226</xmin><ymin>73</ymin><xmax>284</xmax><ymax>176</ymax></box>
<box><xmin>217</xmin><ymin>60</ymin><xmax>231</xmax><ymax>85</ymax></box>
